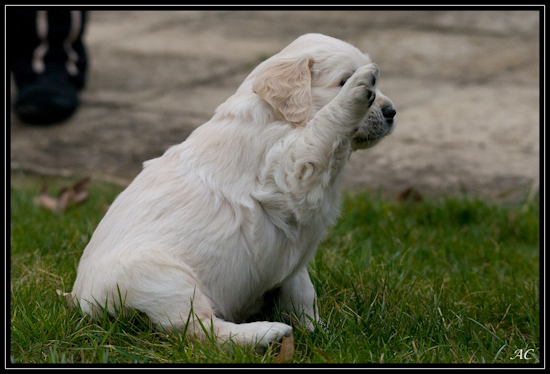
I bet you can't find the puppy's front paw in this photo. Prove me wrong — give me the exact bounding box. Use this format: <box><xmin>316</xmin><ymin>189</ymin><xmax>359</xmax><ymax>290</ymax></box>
<box><xmin>337</xmin><ymin>63</ymin><xmax>378</xmax><ymax>115</ymax></box>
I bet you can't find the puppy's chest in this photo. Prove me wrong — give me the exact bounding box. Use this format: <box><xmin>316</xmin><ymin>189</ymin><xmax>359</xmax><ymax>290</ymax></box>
<box><xmin>255</xmin><ymin>191</ymin><xmax>340</xmax><ymax>273</ymax></box>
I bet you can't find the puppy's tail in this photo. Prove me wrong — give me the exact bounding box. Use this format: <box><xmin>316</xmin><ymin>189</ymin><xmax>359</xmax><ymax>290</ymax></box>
<box><xmin>56</xmin><ymin>289</ymin><xmax>74</xmax><ymax>306</ymax></box>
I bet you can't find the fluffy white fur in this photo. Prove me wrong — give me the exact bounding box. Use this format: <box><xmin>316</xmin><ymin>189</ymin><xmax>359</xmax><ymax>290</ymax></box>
<box><xmin>67</xmin><ymin>33</ymin><xmax>396</xmax><ymax>349</ymax></box>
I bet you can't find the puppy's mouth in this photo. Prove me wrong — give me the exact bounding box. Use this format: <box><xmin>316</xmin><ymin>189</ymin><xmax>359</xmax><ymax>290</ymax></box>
<box><xmin>351</xmin><ymin>107</ymin><xmax>396</xmax><ymax>150</ymax></box>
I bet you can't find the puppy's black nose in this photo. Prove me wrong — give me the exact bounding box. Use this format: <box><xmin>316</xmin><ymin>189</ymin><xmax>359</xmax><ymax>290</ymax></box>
<box><xmin>382</xmin><ymin>106</ymin><xmax>396</xmax><ymax>119</ymax></box>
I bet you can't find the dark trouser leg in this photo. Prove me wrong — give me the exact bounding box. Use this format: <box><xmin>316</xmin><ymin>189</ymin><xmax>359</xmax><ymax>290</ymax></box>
<box><xmin>8</xmin><ymin>9</ymin><xmax>88</xmax><ymax>124</ymax></box>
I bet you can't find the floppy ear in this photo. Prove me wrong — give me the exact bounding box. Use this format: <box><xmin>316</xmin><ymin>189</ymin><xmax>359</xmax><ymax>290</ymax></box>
<box><xmin>253</xmin><ymin>56</ymin><xmax>313</xmax><ymax>127</ymax></box>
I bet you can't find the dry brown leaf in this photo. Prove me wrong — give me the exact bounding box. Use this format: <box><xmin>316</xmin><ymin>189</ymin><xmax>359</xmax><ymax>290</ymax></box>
<box><xmin>33</xmin><ymin>177</ymin><xmax>90</xmax><ymax>212</ymax></box>
<box><xmin>273</xmin><ymin>332</ymin><xmax>294</xmax><ymax>363</ymax></box>
<box><xmin>33</xmin><ymin>186</ymin><xmax>58</xmax><ymax>211</ymax></box>
<box><xmin>398</xmin><ymin>187</ymin><xmax>423</xmax><ymax>203</ymax></box>
<box><xmin>70</xmin><ymin>177</ymin><xmax>90</xmax><ymax>203</ymax></box>
<box><xmin>56</xmin><ymin>187</ymin><xmax>74</xmax><ymax>211</ymax></box>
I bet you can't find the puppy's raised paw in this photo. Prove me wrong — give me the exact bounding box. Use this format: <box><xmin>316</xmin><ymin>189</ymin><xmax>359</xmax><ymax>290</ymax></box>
<box><xmin>336</xmin><ymin>63</ymin><xmax>379</xmax><ymax>120</ymax></box>
<box><xmin>347</xmin><ymin>63</ymin><xmax>378</xmax><ymax>100</ymax></box>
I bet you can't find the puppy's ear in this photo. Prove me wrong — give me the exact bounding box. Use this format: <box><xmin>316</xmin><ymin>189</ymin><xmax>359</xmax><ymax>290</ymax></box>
<box><xmin>253</xmin><ymin>56</ymin><xmax>313</xmax><ymax>127</ymax></box>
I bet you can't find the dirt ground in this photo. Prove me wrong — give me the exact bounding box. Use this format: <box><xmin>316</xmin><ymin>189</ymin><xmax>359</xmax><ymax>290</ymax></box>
<box><xmin>9</xmin><ymin>10</ymin><xmax>541</xmax><ymax>203</ymax></box>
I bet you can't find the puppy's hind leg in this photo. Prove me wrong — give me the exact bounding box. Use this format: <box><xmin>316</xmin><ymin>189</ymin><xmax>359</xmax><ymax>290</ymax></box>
<box><xmin>129</xmin><ymin>261</ymin><xmax>292</xmax><ymax>349</ymax></box>
<box><xmin>147</xmin><ymin>290</ymin><xmax>293</xmax><ymax>350</ymax></box>
<box><xmin>124</xmin><ymin>263</ymin><xmax>216</xmax><ymax>340</ymax></box>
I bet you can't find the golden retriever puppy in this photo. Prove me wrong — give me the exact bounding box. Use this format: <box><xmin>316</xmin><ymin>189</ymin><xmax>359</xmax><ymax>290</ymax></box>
<box><xmin>66</xmin><ymin>33</ymin><xmax>396</xmax><ymax>349</ymax></box>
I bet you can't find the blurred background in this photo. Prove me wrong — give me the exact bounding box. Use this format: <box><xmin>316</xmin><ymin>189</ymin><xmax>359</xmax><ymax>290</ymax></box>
<box><xmin>10</xmin><ymin>9</ymin><xmax>541</xmax><ymax>203</ymax></box>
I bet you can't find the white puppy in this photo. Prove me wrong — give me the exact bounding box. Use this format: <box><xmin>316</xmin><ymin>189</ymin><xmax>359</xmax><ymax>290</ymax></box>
<box><xmin>67</xmin><ymin>33</ymin><xmax>396</xmax><ymax>349</ymax></box>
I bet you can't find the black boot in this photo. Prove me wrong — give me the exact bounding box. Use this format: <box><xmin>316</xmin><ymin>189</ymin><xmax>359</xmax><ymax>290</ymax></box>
<box><xmin>13</xmin><ymin>63</ymin><xmax>81</xmax><ymax>124</ymax></box>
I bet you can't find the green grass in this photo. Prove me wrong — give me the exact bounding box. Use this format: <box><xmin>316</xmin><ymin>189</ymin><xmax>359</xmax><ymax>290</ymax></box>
<box><xmin>9</xmin><ymin>172</ymin><xmax>540</xmax><ymax>365</ymax></box>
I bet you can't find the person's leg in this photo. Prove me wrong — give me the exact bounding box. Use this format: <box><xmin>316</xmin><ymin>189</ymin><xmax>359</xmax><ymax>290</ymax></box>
<box><xmin>8</xmin><ymin>9</ymin><xmax>88</xmax><ymax>124</ymax></box>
